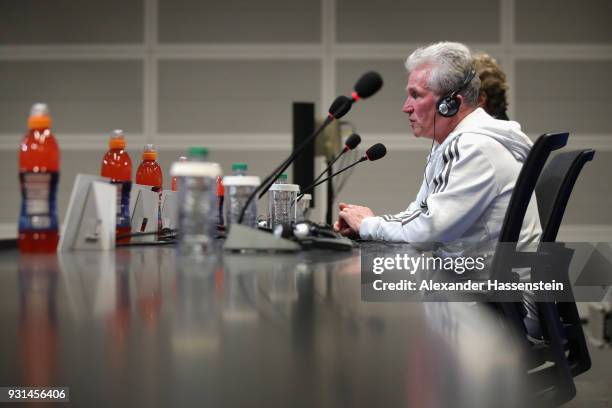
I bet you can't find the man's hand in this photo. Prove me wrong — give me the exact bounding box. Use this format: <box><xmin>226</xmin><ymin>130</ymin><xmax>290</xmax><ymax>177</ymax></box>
<box><xmin>333</xmin><ymin>202</ymin><xmax>375</xmax><ymax>238</ymax></box>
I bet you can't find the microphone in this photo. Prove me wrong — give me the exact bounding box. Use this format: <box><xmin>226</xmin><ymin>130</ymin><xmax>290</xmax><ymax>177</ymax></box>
<box><xmin>351</xmin><ymin>71</ymin><xmax>384</xmax><ymax>103</ymax></box>
<box><xmin>257</xmin><ymin>96</ymin><xmax>352</xmax><ymax>200</ymax></box>
<box><xmin>328</xmin><ymin>95</ymin><xmax>352</xmax><ymax>119</ymax></box>
<box><xmin>308</xmin><ymin>133</ymin><xmax>361</xmax><ymax>193</ymax></box>
<box><xmin>343</xmin><ymin>133</ymin><xmax>362</xmax><ymax>152</ymax></box>
<box><xmin>237</xmin><ymin>96</ymin><xmax>353</xmax><ymax>224</ymax></box>
<box><xmin>364</xmin><ymin>142</ymin><xmax>387</xmax><ymax>161</ymax></box>
<box><xmin>298</xmin><ymin>143</ymin><xmax>387</xmax><ymax>199</ymax></box>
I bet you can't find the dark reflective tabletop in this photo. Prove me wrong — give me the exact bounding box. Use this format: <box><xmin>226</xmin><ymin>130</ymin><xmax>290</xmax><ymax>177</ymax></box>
<box><xmin>0</xmin><ymin>245</ymin><xmax>526</xmax><ymax>407</ymax></box>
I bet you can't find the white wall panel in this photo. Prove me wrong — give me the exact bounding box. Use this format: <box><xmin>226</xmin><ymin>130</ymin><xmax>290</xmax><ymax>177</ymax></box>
<box><xmin>158</xmin><ymin>59</ymin><xmax>320</xmax><ymax>134</ymax></box>
<box><xmin>515</xmin><ymin>0</ymin><xmax>612</xmax><ymax>44</ymax></box>
<box><xmin>336</xmin><ymin>0</ymin><xmax>500</xmax><ymax>43</ymax></box>
<box><xmin>516</xmin><ymin>60</ymin><xmax>612</xmax><ymax>135</ymax></box>
<box><xmin>0</xmin><ymin>0</ymin><xmax>610</xmax><ymax>232</ymax></box>
<box><xmin>0</xmin><ymin>61</ymin><xmax>143</xmax><ymax>134</ymax></box>
<box><xmin>159</xmin><ymin>0</ymin><xmax>320</xmax><ymax>43</ymax></box>
<box><xmin>0</xmin><ymin>0</ymin><xmax>143</xmax><ymax>44</ymax></box>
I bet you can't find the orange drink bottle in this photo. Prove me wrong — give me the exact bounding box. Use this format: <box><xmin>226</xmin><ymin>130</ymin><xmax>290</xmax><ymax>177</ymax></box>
<box><xmin>136</xmin><ymin>144</ymin><xmax>163</xmax><ymax>234</ymax></box>
<box><xmin>18</xmin><ymin>103</ymin><xmax>60</xmax><ymax>253</ymax></box>
<box><xmin>101</xmin><ymin>129</ymin><xmax>132</xmax><ymax>242</ymax></box>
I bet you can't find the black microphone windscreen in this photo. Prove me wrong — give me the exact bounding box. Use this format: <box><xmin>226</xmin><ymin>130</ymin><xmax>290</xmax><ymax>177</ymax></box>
<box><xmin>365</xmin><ymin>143</ymin><xmax>387</xmax><ymax>161</ymax></box>
<box><xmin>354</xmin><ymin>71</ymin><xmax>383</xmax><ymax>99</ymax></box>
<box><xmin>345</xmin><ymin>133</ymin><xmax>361</xmax><ymax>150</ymax></box>
<box><xmin>328</xmin><ymin>96</ymin><xmax>352</xmax><ymax>119</ymax></box>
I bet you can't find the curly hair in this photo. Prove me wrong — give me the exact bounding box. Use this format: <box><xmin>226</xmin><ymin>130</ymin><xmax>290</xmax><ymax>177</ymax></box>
<box><xmin>473</xmin><ymin>53</ymin><xmax>509</xmax><ymax>119</ymax></box>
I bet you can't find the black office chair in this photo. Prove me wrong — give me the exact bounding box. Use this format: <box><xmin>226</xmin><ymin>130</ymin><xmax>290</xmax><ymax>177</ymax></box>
<box><xmin>536</xmin><ymin>149</ymin><xmax>596</xmax><ymax>243</ymax></box>
<box><xmin>490</xmin><ymin>137</ymin><xmax>595</xmax><ymax>406</ymax></box>
<box><xmin>534</xmin><ymin>149</ymin><xmax>595</xmax><ymax>378</ymax></box>
<box><xmin>518</xmin><ymin>150</ymin><xmax>595</xmax><ymax>406</ymax></box>
<box><xmin>489</xmin><ymin>132</ymin><xmax>569</xmax><ymax>336</ymax></box>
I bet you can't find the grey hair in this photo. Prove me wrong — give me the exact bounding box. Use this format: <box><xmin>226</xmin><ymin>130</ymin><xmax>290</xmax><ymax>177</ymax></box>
<box><xmin>405</xmin><ymin>42</ymin><xmax>480</xmax><ymax>107</ymax></box>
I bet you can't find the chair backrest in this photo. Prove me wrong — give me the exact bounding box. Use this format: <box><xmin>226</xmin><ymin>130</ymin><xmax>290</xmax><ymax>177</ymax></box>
<box><xmin>536</xmin><ymin>149</ymin><xmax>595</xmax><ymax>242</ymax></box>
<box><xmin>498</xmin><ymin>132</ymin><xmax>568</xmax><ymax>243</ymax></box>
<box><xmin>493</xmin><ymin>143</ymin><xmax>595</xmax><ymax>406</ymax></box>
<box><xmin>491</xmin><ymin>132</ymin><xmax>568</xmax><ymax>282</ymax></box>
<box><xmin>535</xmin><ymin>149</ymin><xmax>595</xmax><ymax>380</ymax></box>
<box><xmin>489</xmin><ymin>132</ymin><xmax>568</xmax><ymax>349</ymax></box>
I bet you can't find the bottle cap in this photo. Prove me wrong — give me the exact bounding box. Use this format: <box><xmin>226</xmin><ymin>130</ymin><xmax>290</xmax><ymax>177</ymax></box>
<box><xmin>188</xmin><ymin>146</ymin><xmax>209</xmax><ymax>159</ymax></box>
<box><xmin>278</xmin><ymin>173</ymin><xmax>288</xmax><ymax>181</ymax></box>
<box><xmin>269</xmin><ymin>183</ymin><xmax>299</xmax><ymax>192</ymax></box>
<box><xmin>109</xmin><ymin>129</ymin><xmax>126</xmax><ymax>149</ymax></box>
<box><xmin>223</xmin><ymin>175</ymin><xmax>261</xmax><ymax>187</ymax></box>
<box><xmin>142</xmin><ymin>144</ymin><xmax>157</xmax><ymax>161</ymax></box>
<box><xmin>232</xmin><ymin>162</ymin><xmax>248</xmax><ymax>172</ymax></box>
<box><xmin>170</xmin><ymin>161</ymin><xmax>222</xmax><ymax>178</ymax></box>
<box><xmin>27</xmin><ymin>103</ymin><xmax>52</xmax><ymax>130</ymax></box>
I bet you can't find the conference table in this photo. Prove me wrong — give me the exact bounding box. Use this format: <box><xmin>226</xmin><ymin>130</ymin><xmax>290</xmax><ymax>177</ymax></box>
<box><xmin>0</xmin><ymin>242</ymin><xmax>527</xmax><ymax>407</ymax></box>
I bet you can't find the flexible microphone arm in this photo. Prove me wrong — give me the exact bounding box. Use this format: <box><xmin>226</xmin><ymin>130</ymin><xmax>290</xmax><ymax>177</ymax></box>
<box><xmin>309</xmin><ymin>146</ymin><xmax>349</xmax><ymax>192</ymax></box>
<box><xmin>297</xmin><ymin>157</ymin><xmax>366</xmax><ymax>201</ymax></box>
<box><xmin>258</xmin><ymin>115</ymin><xmax>334</xmax><ymax>200</ymax></box>
<box><xmin>237</xmin><ymin>115</ymin><xmax>335</xmax><ymax>224</ymax></box>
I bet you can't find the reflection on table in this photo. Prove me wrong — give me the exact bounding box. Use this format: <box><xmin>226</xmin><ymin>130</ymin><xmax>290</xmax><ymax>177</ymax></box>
<box><xmin>0</xmin><ymin>246</ymin><xmax>527</xmax><ymax>407</ymax></box>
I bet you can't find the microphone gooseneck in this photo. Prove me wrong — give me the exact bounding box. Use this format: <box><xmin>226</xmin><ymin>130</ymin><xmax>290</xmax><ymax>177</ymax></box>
<box><xmin>308</xmin><ymin>133</ymin><xmax>361</xmax><ymax>191</ymax></box>
<box><xmin>237</xmin><ymin>96</ymin><xmax>353</xmax><ymax>224</ymax></box>
<box><xmin>236</xmin><ymin>72</ymin><xmax>384</xmax><ymax>224</ymax></box>
<box><xmin>297</xmin><ymin>143</ymin><xmax>387</xmax><ymax>200</ymax></box>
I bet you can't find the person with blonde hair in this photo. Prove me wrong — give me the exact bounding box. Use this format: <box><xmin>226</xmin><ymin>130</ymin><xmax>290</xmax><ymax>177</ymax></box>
<box><xmin>473</xmin><ymin>52</ymin><xmax>510</xmax><ymax>120</ymax></box>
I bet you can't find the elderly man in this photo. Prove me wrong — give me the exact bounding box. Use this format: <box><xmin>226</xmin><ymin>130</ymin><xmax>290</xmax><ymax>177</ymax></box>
<box><xmin>335</xmin><ymin>42</ymin><xmax>541</xmax><ymax>253</ymax></box>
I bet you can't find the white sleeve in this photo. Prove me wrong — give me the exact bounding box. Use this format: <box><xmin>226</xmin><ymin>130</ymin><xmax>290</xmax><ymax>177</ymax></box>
<box><xmin>359</xmin><ymin>137</ymin><xmax>500</xmax><ymax>242</ymax></box>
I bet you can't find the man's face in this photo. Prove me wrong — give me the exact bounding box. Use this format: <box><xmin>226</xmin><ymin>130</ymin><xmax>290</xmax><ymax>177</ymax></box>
<box><xmin>402</xmin><ymin>66</ymin><xmax>438</xmax><ymax>139</ymax></box>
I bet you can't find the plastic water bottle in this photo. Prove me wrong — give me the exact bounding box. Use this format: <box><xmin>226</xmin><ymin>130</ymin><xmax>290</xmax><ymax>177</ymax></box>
<box><xmin>136</xmin><ymin>144</ymin><xmax>163</xmax><ymax>233</ymax></box>
<box><xmin>101</xmin><ymin>129</ymin><xmax>132</xmax><ymax>242</ymax></box>
<box><xmin>171</xmin><ymin>156</ymin><xmax>187</xmax><ymax>191</ymax></box>
<box><xmin>171</xmin><ymin>160</ymin><xmax>222</xmax><ymax>256</ymax></box>
<box><xmin>268</xmin><ymin>174</ymin><xmax>299</xmax><ymax>228</ymax></box>
<box><xmin>223</xmin><ymin>163</ymin><xmax>261</xmax><ymax>229</ymax></box>
<box><xmin>18</xmin><ymin>103</ymin><xmax>60</xmax><ymax>253</ymax></box>
<box><xmin>171</xmin><ymin>147</ymin><xmax>207</xmax><ymax>192</ymax></box>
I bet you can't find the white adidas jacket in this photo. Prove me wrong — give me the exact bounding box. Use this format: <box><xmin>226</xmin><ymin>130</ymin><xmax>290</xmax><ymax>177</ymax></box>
<box><xmin>359</xmin><ymin>108</ymin><xmax>542</xmax><ymax>252</ymax></box>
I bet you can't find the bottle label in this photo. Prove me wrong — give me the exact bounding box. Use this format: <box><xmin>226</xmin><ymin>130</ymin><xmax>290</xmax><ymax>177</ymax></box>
<box><xmin>112</xmin><ymin>180</ymin><xmax>132</xmax><ymax>228</ymax></box>
<box><xmin>19</xmin><ymin>172</ymin><xmax>59</xmax><ymax>231</ymax></box>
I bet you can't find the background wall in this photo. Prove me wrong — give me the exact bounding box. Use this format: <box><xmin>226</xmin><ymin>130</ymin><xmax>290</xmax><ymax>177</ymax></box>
<box><xmin>1</xmin><ymin>0</ymin><xmax>611</xmax><ymax>240</ymax></box>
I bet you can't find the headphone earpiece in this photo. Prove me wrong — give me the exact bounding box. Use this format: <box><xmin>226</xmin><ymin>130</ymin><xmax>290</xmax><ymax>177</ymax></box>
<box><xmin>435</xmin><ymin>67</ymin><xmax>477</xmax><ymax>118</ymax></box>
<box><xmin>436</xmin><ymin>95</ymin><xmax>460</xmax><ymax>117</ymax></box>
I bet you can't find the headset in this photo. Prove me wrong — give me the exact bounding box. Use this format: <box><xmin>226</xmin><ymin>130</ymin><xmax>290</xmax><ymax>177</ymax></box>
<box><xmin>435</xmin><ymin>67</ymin><xmax>477</xmax><ymax>117</ymax></box>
